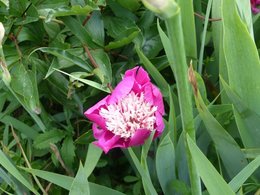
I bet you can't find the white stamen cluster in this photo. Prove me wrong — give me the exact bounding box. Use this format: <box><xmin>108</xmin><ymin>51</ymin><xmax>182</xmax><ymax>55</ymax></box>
<box><xmin>99</xmin><ymin>92</ymin><xmax>157</xmax><ymax>139</ymax></box>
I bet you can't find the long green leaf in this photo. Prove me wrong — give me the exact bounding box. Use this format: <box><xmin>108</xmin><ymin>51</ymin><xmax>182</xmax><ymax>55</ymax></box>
<box><xmin>175</xmin><ymin>0</ymin><xmax>197</xmax><ymax>65</ymax></box>
<box><xmin>0</xmin><ymin>150</ymin><xmax>39</xmax><ymax>195</ymax></box>
<box><xmin>69</xmin><ymin>163</ymin><xmax>90</xmax><ymax>195</ymax></box>
<box><xmin>220</xmin><ymin>77</ymin><xmax>260</xmax><ymax>148</ymax></box>
<box><xmin>0</xmin><ymin>113</ymin><xmax>38</xmax><ymax>139</ymax></box>
<box><xmin>187</xmin><ymin>135</ymin><xmax>235</xmax><ymax>195</ymax></box>
<box><xmin>191</xmin><ymin>70</ymin><xmax>247</xmax><ymax>178</ymax></box>
<box><xmin>22</xmin><ymin>168</ymin><xmax>126</xmax><ymax>195</ymax></box>
<box><xmin>222</xmin><ymin>0</ymin><xmax>260</xmax><ymax>115</ymax></box>
<box><xmin>84</xmin><ymin>143</ymin><xmax>102</xmax><ymax>177</ymax></box>
<box><xmin>156</xmin><ymin>134</ymin><xmax>176</xmax><ymax>195</ymax></box>
<box><xmin>54</xmin><ymin>68</ymin><xmax>110</xmax><ymax>93</ymax></box>
<box><xmin>34</xmin><ymin>47</ymin><xmax>92</xmax><ymax>75</ymax></box>
<box><xmin>229</xmin><ymin>155</ymin><xmax>260</xmax><ymax>192</ymax></box>
<box><xmin>127</xmin><ymin>148</ymin><xmax>157</xmax><ymax>195</ymax></box>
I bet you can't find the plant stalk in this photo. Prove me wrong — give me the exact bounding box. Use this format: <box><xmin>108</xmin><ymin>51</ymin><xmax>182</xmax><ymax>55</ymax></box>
<box><xmin>165</xmin><ymin>8</ymin><xmax>201</xmax><ymax>195</ymax></box>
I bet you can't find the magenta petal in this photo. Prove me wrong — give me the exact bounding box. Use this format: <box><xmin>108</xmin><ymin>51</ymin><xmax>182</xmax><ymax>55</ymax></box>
<box><xmin>128</xmin><ymin>129</ymin><xmax>151</xmax><ymax>146</ymax></box>
<box><xmin>84</xmin><ymin>96</ymin><xmax>108</xmax><ymax>117</ymax></box>
<box><xmin>84</xmin><ymin>96</ymin><xmax>108</xmax><ymax>129</ymax></box>
<box><xmin>152</xmin><ymin>84</ymin><xmax>165</xmax><ymax>115</ymax></box>
<box><xmin>143</xmin><ymin>84</ymin><xmax>154</xmax><ymax>104</ymax></box>
<box><xmin>124</xmin><ymin>66</ymin><xmax>150</xmax><ymax>85</ymax></box>
<box><xmin>108</xmin><ymin>76</ymin><xmax>135</xmax><ymax>104</ymax></box>
<box><xmin>93</xmin><ymin>130</ymin><xmax>124</xmax><ymax>153</ymax></box>
<box><xmin>155</xmin><ymin>111</ymin><xmax>164</xmax><ymax>138</ymax></box>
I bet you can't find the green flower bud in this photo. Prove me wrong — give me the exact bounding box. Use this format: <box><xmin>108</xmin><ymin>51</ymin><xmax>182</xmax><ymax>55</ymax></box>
<box><xmin>142</xmin><ymin>0</ymin><xmax>179</xmax><ymax>18</ymax></box>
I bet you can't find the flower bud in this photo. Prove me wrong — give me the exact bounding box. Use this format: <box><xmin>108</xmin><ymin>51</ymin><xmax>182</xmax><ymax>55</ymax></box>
<box><xmin>142</xmin><ymin>0</ymin><xmax>179</xmax><ymax>18</ymax></box>
<box><xmin>0</xmin><ymin>22</ymin><xmax>5</xmax><ymax>45</ymax></box>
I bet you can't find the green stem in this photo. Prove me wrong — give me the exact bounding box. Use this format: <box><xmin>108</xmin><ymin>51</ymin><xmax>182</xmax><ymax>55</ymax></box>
<box><xmin>198</xmin><ymin>0</ymin><xmax>213</xmax><ymax>74</ymax></box>
<box><xmin>165</xmin><ymin>8</ymin><xmax>201</xmax><ymax>195</ymax></box>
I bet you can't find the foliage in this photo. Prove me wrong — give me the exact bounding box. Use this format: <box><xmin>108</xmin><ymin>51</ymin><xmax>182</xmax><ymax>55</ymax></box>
<box><xmin>0</xmin><ymin>0</ymin><xmax>259</xmax><ymax>194</ymax></box>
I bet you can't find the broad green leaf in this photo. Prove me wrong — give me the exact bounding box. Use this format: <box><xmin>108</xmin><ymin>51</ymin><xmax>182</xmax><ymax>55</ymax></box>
<box><xmin>156</xmin><ymin>134</ymin><xmax>176</xmax><ymax>195</ymax></box>
<box><xmin>0</xmin><ymin>150</ymin><xmax>39</xmax><ymax>195</ymax></box>
<box><xmin>69</xmin><ymin>163</ymin><xmax>90</xmax><ymax>195</ymax></box>
<box><xmin>62</xmin><ymin>16</ymin><xmax>100</xmax><ymax>48</ymax></box>
<box><xmin>191</xmin><ymin>71</ymin><xmax>247</xmax><ymax>178</ymax></box>
<box><xmin>220</xmin><ymin>77</ymin><xmax>260</xmax><ymax>148</ymax></box>
<box><xmin>10</xmin><ymin>62</ymin><xmax>41</xmax><ymax>114</ymax></box>
<box><xmin>235</xmin><ymin>0</ymin><xmax>254</xmax><ymax>38</ymax></box>
<box><xmin>90</xmin><ymin>49</ymin><xmax>112</xmax><ymax>84</ymax></box>
<box><xmin>54</xmin><ymin>68</ymin><xmax>110</xmax><ymax>93</ymax></box>
<box><xmin>135</xmin><ymin>47</ymin><xmax>168</xmax><ymax>96</ymax></box>
<box><xmin>33</xmin><ymin>129</ymin><xmax>66</xmax><ymax>149</ymax></box>
<box><xmin>229</xmin><ymin>155</ymin><xmax>260</xmax><ymax>192</ymax></box>
<box><xmin>187</xmin><ymin>136</ymin><xmax>235</xmax><ymax>195</ymax></box>
<box><xmin>104</xmin><ymin>16</ymin><xmax>140</xmax><ymax>49</ymax></box>
<box><xmin>105</xmin><ymin>30</ymin><xmax>140</xmax><ymax>50</ymax></box>
<box><xmin>84</xmin><ymin>143</ymin><xmax>102</xmax><ymax>177</ymax></box>
<box><xmin>222</xmin><ymin>0</ymin><xmax>260</xmax><ymax>115</ymax></box>
<box><xmin>85</xmin><ymin>11</ymin><xmax>105</xmax><ymax>46</ymax></box>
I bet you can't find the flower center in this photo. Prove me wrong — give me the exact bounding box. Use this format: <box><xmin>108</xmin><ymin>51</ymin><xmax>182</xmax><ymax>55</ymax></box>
<box><xmin>99</xmin><ymin>92</ymin><xmax>157</xmax><ymax>139</ymax></box>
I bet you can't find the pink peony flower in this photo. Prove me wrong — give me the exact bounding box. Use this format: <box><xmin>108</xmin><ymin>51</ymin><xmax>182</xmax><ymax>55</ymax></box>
<box><xmin>85</xmin><ymin>67</ymin><xmax>165</xmax><ymax>153</ymax></box>
<box><xmin>251</xmin><ymin>0</ymin><xmax>260</xmax><ymax>14</ymax></box>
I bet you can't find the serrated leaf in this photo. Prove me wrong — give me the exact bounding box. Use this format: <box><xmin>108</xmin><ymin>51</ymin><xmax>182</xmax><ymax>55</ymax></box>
<box><xmin>33</xmin><ymin>129</ymin><xmax>66</xmax><ymax>149</ymax></box>
<box><xmin>61</xmin><ymin>137</ymin><xmax>75</xmax><ymax>168</ymax></box>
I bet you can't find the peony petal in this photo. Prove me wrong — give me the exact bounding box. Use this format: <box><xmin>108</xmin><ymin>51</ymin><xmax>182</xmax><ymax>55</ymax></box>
<box><xmin>154</xmin><ymin>111</ymin><xmax>165</xmax><ymax>138</ymax></box>
<box><xmin>143</xmin><ymin>83</ymin><xmax>165</xmax><ymax>115</ymax></box>
<box><xmin>92</xmin><ymin>124</ymin><xmax>126</xmax><ymax>153</ymax></box>
<box><xmin>143</xmin><ymin>83</ymin><xmax>154</xmax><ymax>105</ymax></box>
<box><xmin>124</xmin><ymin>66</ymin><xmax>150</xmax><ymax>85</ymax></box>
<box><xmin>84</xmin><ymin>96</ymin><xmax>108</xmax><ymax>116</ymax></box>
<box><xmin>128</xmin><ymin>129</ymin><xmax>151</xmax><ymax>147</ymax></box>
<box><xmin>151</xmin><ymin>84</ymin><xmax>165</xmax><ymax>115</ymax></box>
<box><xmin>108</xmin><ymin>76</ymin><xmax>135</xmax><ymax>104</ymax></box>
<box><xmin>84</xmin><ymin>96</ymin><xmax>109</xmax><ymax>129</ymax></box>
<box><xmin>94</xmin><ymin>134</ymin><xmax>124</xmax><ymax>153</ymax></box>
